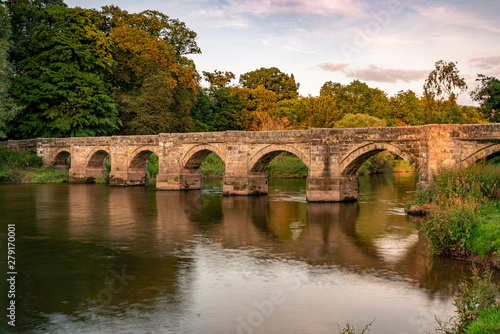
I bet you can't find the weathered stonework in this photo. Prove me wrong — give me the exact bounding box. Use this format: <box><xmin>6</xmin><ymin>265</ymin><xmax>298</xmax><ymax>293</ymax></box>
<box><xmin>4</xmin><ymin>123</ymin><xmax>500</xmax><ymax>202</ymax></box>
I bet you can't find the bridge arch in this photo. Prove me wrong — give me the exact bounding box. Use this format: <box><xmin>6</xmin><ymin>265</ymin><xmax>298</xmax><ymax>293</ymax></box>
<box><xmin>128</xmin><ymin>146</ymin><xmax>160</xmax><ymax>170</ymax></box>
<box><xmin>340</xmin><ymin>142</ymin><xmax>419</xmax><ymax>177</ymax></box>
<box><xmin>86</xmin><ymin>147</ymin><xmax>110</xmax><ymax>169</ymax></box>
<box><xmin>51</xmin><ymin>148</ymin><xmax>71</xmax><ymax>170</ymax></box>
<box><xmin>182</xmin><ymin>144</ymin><xmax>226</xmax><ymax>171</ymax></box>
<box><xmin>249</xmin><ymin>144</ymin><xmax>309</xmax><ymax>174</ymax></box>
<box><xmin>462</xmin><ymin>143</ymin><xmax>500</xmax><ymax>166</ymax></box>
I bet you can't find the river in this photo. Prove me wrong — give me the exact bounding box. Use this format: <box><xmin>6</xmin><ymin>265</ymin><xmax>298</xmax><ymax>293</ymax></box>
<box><xmin>0</xmin><ymin>174</ymin><xmax>475</xmax><ymax>333</ymax></box>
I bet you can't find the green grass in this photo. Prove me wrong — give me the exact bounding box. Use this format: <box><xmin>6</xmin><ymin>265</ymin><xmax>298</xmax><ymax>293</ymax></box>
<box><xmin>466</xmin><ymin>307</ymin><xmax>500</xmax><ymax>334</ymax></box>
<box><xmin>200</xmin><ymin>152</ymin><xmax>310</xmax><ymax>178</ymax></box>
<box><xmin>409</xmin><ymin>163</ymin><xmax>500</xmax><ymax>258</ymax></box>
<box><xmin>201</xmin><ymin>152</ymin><xmax>225</xmax><ymax>177</ymax></box>
<box><xmin>0</xmin><ymin>147</ymin><xmax>67</xmax><ymax>183</ymax></box>
<box><xmin>470</xmin><ymin>201</ymin><xmax>500</xmax><ymax>259</ymax></box>
<box><xmin>267</xmin><ymin>153</ymin><xmax>308</xmax><ymax>178</ymax></box>
<box><xmin>20</xmin><ymin>168</ymin><xmax>68</xmax><ymax>183</ymax></box>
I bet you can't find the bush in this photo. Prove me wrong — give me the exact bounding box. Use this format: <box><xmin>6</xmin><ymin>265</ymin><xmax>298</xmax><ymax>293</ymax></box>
<box><xmin>410</xmin><ymin>163</ymin><xmax>500</xmax><ymax>257</ymax></box>
<box><xmin>414</xmin><ymin>164</ymin><xmax>500</xmax><ymax>205</ymax></box>
<box><xmin>436</xmin><ymin>267</ymin><xmax>500</xmax><ymax>334</ymax></box>
<box><xmin>201</xmin><ymin>152</ymin><xmax>225</xmax><ymax>177</ymax></box>
<box><xmin>147</xmin><ymin>153</ymin><xmax>159</xmax><ymax>179</ymax></box>
<box><xmin>357</xmin><ymin>151</ymin><xmax>395</xmax><ymax>176</ymax></box>
<box><xmin>0</xmin><ymin>166</ymin><xmax>17</xmax><ymax>181</ymax></box>
<box><xmin>267</xmin><ymin>153</ymin><xmax>308</xmax><ymax>178</ymax></box>
<box><xmin>421</xmin><ymin>200</ymin><xmax>478</xmax><ymax>255</ymax></box>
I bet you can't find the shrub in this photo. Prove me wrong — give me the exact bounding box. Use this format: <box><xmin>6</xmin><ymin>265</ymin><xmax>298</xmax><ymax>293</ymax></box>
<box><xmin>147</xmin><ymin>153</ymin><xmax>159</xmax><ymax>179</ymax></box>
<box><xmin>421</xmin><ymin>200</ymin><xmax>479</xmax><ymax>255</ymax></box>
<box><xmin>436</xmin><ymin>267</ymin><xmax>500</xmax><ymax>334</ymax></box>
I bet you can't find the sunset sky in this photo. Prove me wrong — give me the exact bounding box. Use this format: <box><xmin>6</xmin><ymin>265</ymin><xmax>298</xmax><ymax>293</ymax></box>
<box><xmin>66</xmin><ymin>0</ymin><xmax>500</xmax><ymax>105</ymax></box>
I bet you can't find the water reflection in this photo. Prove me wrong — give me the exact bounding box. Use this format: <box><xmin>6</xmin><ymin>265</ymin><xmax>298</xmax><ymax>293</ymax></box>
<box><xmin>0</xmin><ymin>175</ymin><xmax>481</xmax><ymax>334</ymax></box>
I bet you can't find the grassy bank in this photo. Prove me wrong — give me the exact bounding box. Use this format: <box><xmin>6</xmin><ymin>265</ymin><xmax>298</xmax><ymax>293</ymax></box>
<box><xmin>0</xmin><ymin>147</ymin><xmax>68</xmax><ymax>183</ymax></box>
<box><xmin>406</xmin><ymin>162</ymin><xmax>500</xmax><ymax>334</ymax></box>
<box><xmin>408</xmin><ymin>163</ymin><xmax>500</xmax><ymax>261</ymax></box>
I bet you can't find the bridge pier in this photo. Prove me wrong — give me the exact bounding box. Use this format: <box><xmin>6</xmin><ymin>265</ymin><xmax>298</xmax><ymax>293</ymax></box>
<box><xmin>222</xmin><ymin>175</ymin><xmax>268</xmax><ymax>196</ymax></box>
<box><xmin>306</xmin><ymin>177</ymin><xmax>359</xmax><ymax>202</ymax></box>
<box><xmin>156</xmin><ymin>173</ymin><xmax>203</xmax><ymax>190</ymax></box>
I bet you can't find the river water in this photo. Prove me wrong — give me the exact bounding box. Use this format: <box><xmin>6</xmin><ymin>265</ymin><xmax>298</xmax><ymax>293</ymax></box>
<box><xmin>0</xmin><ymin>174</ymin><xmax>475</xmax><ymax>333</ymax></box>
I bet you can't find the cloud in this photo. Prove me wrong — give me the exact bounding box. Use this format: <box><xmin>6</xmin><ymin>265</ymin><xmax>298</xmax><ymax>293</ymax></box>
<box><xmin>468</xmin><ymin>56</ymin><xmax>500</xmax><ymax>70</ymax></box>
<box><xmin>346</xmin><ymin>65</ymin><xmax>428</xmax><ymax>83</ymax></box>
<box><xmin>282</xmin><ymin>45</ymin><xmax>323</xmax><ymax>55</ymax></box>
<box><xmin>205</xmin><ymin>0</ymin><xmax>369</xmax><ymax>19</ymax></box>
<box><xmin>411</xmin><ymin>4</ymin><xmax>500</xmax><ymax>34</ymax></box>
<box><xmin>317</xmin><ymin>63</ymin><xmax>349</xmax><ymax>72</ymax></box>
<box><xmin>317</xmin><ymin>63</ymin><xmax>428</xmax><ymax>83</ymax></box>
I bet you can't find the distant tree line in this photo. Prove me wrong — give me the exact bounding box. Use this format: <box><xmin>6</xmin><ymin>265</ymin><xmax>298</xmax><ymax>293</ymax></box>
<box><xmin>0</xmin><ymin>1</ymin><xmax>499</xmax><ymax>139</ymax></box>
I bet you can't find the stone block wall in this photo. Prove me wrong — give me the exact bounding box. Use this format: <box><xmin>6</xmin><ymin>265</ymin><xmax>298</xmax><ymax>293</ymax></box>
<box><xmin>3</xmin><ymin>123</ymin><xmax>499</xmax><ymax>201</ymax></box>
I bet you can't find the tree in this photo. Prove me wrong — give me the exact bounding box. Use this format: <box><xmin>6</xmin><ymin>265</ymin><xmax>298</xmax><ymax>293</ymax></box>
<box><xmin>202</xmin><ymin>70</ymin><xmax>235</xmax><ymax>88</ymax></box>
<box><xmin>334</xmin><ymin>113</ymin><xmax>386</xmax><ymax>128</ymax></box>
<box><xmin>93</xmin><ymin>6</ymin><xmax>200</xmax><ymax>135</ymax></box>
<box><xmin>470</xmin><ymin>74</ymin><xmax>500</xmax><ymax>122</ymax></box>
<box><xmin>0</xmin><ymin>3</ymin><xmax>21</xmax><ymax>138</ymax></box>
<box><xmin>294</xmin><ymin>95</ymin><xmax>341</xmax><ymax>129</ymax></box>
<box><xmin>320</xmin><ymin>80</ymin><xmax>391</xmax><ymax>120</ymax></box>
<box><xmin>190</xmin><ymin>86</ymin><xmax>243</xmax><ymax>132</ymax></box>
<box><xmin>234</xmin><ymin>85</ymin><xmax>279</xmax><ymax>130</ymax></box>
<box><xmin>8</xmin><ymin>5</ymin><xmax>120</xmax><ymax>138</ymax></box>
<box><xmin>423</xmin><ymin>60</ymin><xmax>467</xmax><ymax>101</ymax></box>
<box><xmin>239</xmin><ymin>67</ymin><xmax>299</xmax><ymax>101</ymax></box>
<box><xmin>120</xmin><ymin>74</ymin><xmax>195</xmax><ymax>134</ymax></box>
<box><xmin>388</xmin><ymin>90</ymin><xmax>425</xmax><ymax>126</ymax></box>
<box><xmin>7</xmin><ymin>0</ymin><xmax>67</xmax><ymax>73</ymax></box>
<box><xmin>95</xmin><ymin>6</ymin><xmax>200</xmax><ymax>57</ymax></box>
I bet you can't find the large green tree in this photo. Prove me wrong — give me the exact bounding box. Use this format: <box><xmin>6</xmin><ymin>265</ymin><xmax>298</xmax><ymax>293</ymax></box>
<box><xmin>470</xmin><ymin>74</ymin><xmax>500</xmax><ymax>122</ymax></box>
<box><xmin>8</xmin><ymin>5</ymin><xmax>120</xmax><ymax>138</ymax></box>
<box><xmin>320</xmin><ymin>80</ymin><xmax>391</xmax><ymax>120</ymax></box>
<box><xmin>190</xmin><ymin>70</ymin><xmax>242</xmax><ymax>132</ymax></box>
<box><xmin>0</xmin><ymin>3</ymin><xmax>21</xmax><ymax>138</ymax></box>
<box><xmin>95</xmin><ymin>6</ymin><xmax>200</xmax><ymax>134</ymax></box>
<box><xmin>239</xmin><ymin>67</ymin><xmax>299</xmax><ymax>101</ymax></box>
<box><xmin>388</xmin><ymin>90</ymin><xmax>425</xmax><ymax>126</ymax></box>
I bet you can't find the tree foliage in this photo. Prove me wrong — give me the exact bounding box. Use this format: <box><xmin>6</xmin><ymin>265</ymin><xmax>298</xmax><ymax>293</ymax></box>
<box><xmin>8</xmin><ymin>5</ymin><xmax>120</xmax><ymax>138</ymax></box>
<box><xmin>0</xmin><ymin>3</ymin><xmax>21</xmax><ymax>138</ymax></box>
<box><xmin>320</xmin><ymin>80</ymin><xmax>391</xmax><ymax>120</ymax></box>
<box><xmin>202</xmin><ymin>70</ymin><xmax>235</xmax><ymax>88</ymax></box>
<box><xmin>334</xmin><ymin>113</ymin><xmax>386</xmax><ymax>128</ymax></box>
<box><xmin>239</xmin><ymin>67</ymin><xmax>299</xmax><ymax>101</ymax></box>
<box><xmin>471</xmin><ymin>74</ymin><xmax>500</xmax><ymax>122</ymax></box>
<box><xmin>94</xmin><ymin>6</ymin><xmax>200</xmax><ymax>134</ymax></box>
<box><xmin>190</xmin><ymin>87</ymin><xmax>242</xmax><ymax>132</ymax></box>
<box><xmin>389</xmin><ymin>90</ymin><xmax>425</xmax><ymax>126</ymax></box>
<box><xmin>424</xmin><ymin>60</ymin><xmax>467</xmax><ymax>101</ymax></box>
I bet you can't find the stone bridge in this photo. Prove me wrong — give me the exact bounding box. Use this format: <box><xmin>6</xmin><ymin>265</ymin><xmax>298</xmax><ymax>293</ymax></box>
<box><xmin>3</xmin><ymin>124</ymin><xmax>500</xmax><ymax>201</ymax></box>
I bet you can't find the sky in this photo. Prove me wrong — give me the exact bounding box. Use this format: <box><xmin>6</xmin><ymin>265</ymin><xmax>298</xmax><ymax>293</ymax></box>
<box><xmin>65</xmin><ymin>0</ymin><xmax>500</xmax><ymax>105</ymax></box>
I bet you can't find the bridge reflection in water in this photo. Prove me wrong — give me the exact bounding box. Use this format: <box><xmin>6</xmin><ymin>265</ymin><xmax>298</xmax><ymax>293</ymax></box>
<box><xmin>3</xmin><ymin>174</ymin><xmax>476</xmax><ymax>333</ymax></box>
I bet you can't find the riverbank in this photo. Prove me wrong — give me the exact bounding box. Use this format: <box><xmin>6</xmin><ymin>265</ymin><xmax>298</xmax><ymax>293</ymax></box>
<box><xmin>407</xmin><ymin>163</ymin><xmax>500</xmax><ymax>267</ymax></box>
<box><xmin>0</xmin><ymin>147</ymin><xmax>68</xmax><ymax>183</ymax></box>
<box><xmin>406</xmin><ymin>163</ymin><xmax>500</xmax><ymax>334</ymax></box>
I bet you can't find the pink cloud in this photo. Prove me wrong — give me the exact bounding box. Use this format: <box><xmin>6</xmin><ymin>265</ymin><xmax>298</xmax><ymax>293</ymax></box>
<box><xmin>468</xmin><ymin>56</ymin><xmax>500</xmax><ymax>70</ymax></box>
<box><xmin>345</xmin><ymin>64</ymin><xmax>428</xmax><ymax>83</ymax></box>
<box><xmin>317</xmin><ymin>63</ymin><xmax>349</xmax><ymax>72</ymax></box>
<box><xmin>317</xmin><ymin>63</ymin><xmax>428</xmax><ymax>83</ymax></box>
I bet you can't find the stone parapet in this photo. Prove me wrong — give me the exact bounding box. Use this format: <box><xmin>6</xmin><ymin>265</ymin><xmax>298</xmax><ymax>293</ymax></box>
<box><xmin>3</xmin><ymin>124</ymin><xmax>499</xmax><ymax>201</ymax></box>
